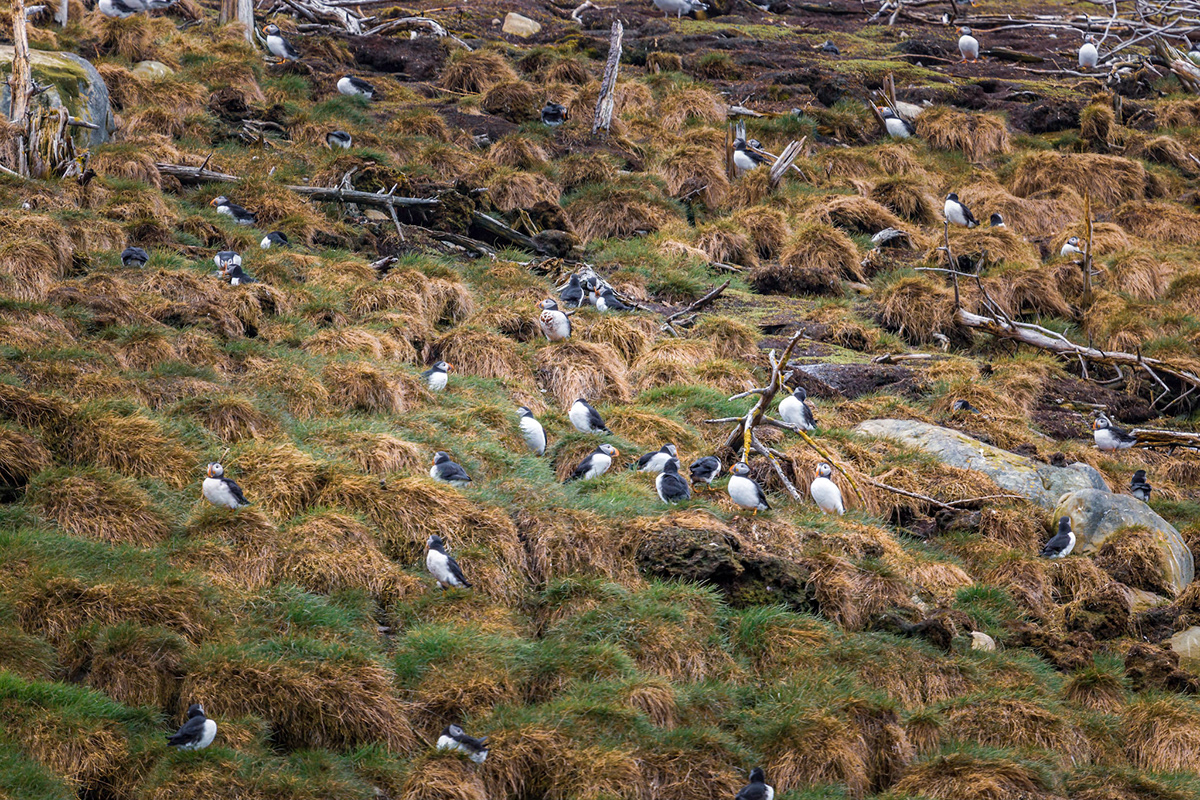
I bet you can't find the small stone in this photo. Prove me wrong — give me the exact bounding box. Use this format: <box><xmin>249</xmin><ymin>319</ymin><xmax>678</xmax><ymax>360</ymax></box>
<box><xmin>970</xmin><ymin>631</ymin><xmax>996</xmax><ymax>651</ymax></box>
<box><xmin>132</xmin><ymin>60</ymin><xmax>174</xmax><ymax>80</ymax></box>
<box><xmin>502</xmin><ymin>11</ymin><xmax>541</xmax><ymax>37</ymax></box>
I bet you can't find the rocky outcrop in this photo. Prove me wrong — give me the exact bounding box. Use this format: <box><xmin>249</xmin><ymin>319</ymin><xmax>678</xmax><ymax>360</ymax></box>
<box><xmin>1055</xmin><ymin>489</ymin><xmax>1193</xmax><ymax>595</ymax></box>
<box><xmin>853</xmin><ymin>419</ymin><xmax>1108</xmax><ymax>509</ymax></box>
<box><xmin>0</xmin><ymin>47</ymin><xmax>114</xmax><ymax>146</ymax></box>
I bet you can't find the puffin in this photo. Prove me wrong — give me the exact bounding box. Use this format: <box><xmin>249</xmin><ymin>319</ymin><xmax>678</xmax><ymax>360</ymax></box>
<box><xmin>1094</xmin><ymin>415</ymin><xmax>1136</xmax><ymax>450</ymax></box>
<box><xmin>430</xmin><ymin>451</ymin><xmax>472</xmax><ymax>487</ymax></box>
<box><xmin>1130</xmin><ymin>469</ymin><xmax>1152</xmax><ymax>503</ymax></box>
<box><xmin>560</xmin><ymin>274</ymin><xmax>584</xmax><ymax>308</ymax></box>
<box><xmin>202</xmin><ymin>462</ymin><xmax>249</xmax><ymax>509</ymax></box>
<box><xmin>262</xmin><ymin>23</ymin><xmax>300</xmax><ymax>61</ymax></box>
<box><xmin>810</xmin><ymin>463</ymin><xmax>845</xmax><ymax>515</ymax></box>
<box><xmin>538</xmin><ymin>298</ymin><xmax>572</xmax><ymax>342</ymax></box>
<box><xmin>214</xmin><ymin>250</ymin><xmax>242</xmax><ymax>271</ymax></box>
<box><xmin>121</xmin><ymin>246</ymin><xmax>149</xmax><ymax>267</ymax></box>
<box><xmin>541</xmin><ymin>101</ymin><xmax>569</xmax><ymax>126</ymax></box>
<box><xmin>733</xmin><ymin>138</ymin><xmax>768</xmax><ymax>171</ymax></box>
<box><xmin>1061</xmin><ymin>236</ymin><xmax>1084</xmax><ymax>257</ymax></box>
<box><xmin>635</xmin><ymin>444</ymin><xmax>678</xmax><ymax>473</ymax></box>
<box><xmin>944</xmin><ymin>193</ymin><xmax>978</xmax><ymax>228</ymax></box>
<box><xmin>957</xmin><ymin>26</ymin><xmax>980</xmax><ymax>62</ymax></box>
<box><xmin>565</xmin><ymin>443</ymin><xmax>620</xmax><ymax>483</ymax></box>
<box><xmin>337</xmin><ymin>76</ymin><xmax>376</xmax><ymax>99</ymax></box>
<box><xmin>325</xmin><ymin>130</ymin><xmax>353</xmax><ymax>149</ymax></box>
<box><xmin>656</xmin><ymin>458</ymin><xmax>692</xmax><ymax>504</ymax></box>
<box><xmin>569</xmin><ymin>398</ymin><xmax>610</xmax><ymax>434</ymax></box>
<box><xmin>778</xmin><ymin>387</ymin><xmax>816</xmax><ymax>432</ymax></box>
<box><xmin>437</xmin><ymin>725</ymin><xmax>489</xmax><ymax>763</ymax></box>
<box><xmin>426</xmin><ymin>534</ymin><xmax>471</xmax><ymax>588</ymax></box>
<box><xmin>1079</xmin><ymin>34</ymin><xmax>1099</xmax><ymax>68</ymax></box>
<box><xmin>879</xmin><ymin>107</ymin><xmax>915</xmax><ymax>139</ymax></box>
<box><xmin>1041</xmin><ymin>516</ymin><xmax>1076</xmax><ymax>558</ymax></box>
<box><xmin>422</xmin><ymin>360</ymin><xmax>451</xmax><ymax>391</ymax></box>
<box><xmin>260</xmin><ymin>231</ymin><xmax>288</xmax><ymax>249</ymax></box>
<box><xmin>596</xmin><ymin>288</ymin><xmax>632</xmax><ymax>313</ymax></box>
<box><xmin>517</xmin><ymin>406</ymin><xmax>547</xmax><ymax>456</ymax></box>
<box><xmin>651</xmin><ymin>0</ymin><xmax>708</xmax><ymax>18</ymax></box>
<box><xmin>952</xmin><ymin>399</ymin><xmax>981</xmax><ymax>414</ymax></box>
<box><xmin>98</xmin><ymin>0</ymin><xmax>143</xmax><ymax>18</ymax></box>
<box><xmin>689</xmin><ymin>455</ymin><xmax>722</xmax><ymax>490</ymax></box>
<box><xmin>583</xmin><ymin>275</ymin><xmax>601</xmax><ymax>307</ymax></box>
<box><xmin>820</xmin><ymin>40</ymin><xmax>840</xmax><ymax>54</ymax></box>
<box><xmin>736</xmin><ymin>768</ymin><xmax>775</xmax><ymax>800</ymax></box>
<box><xmin>221</xmin><ymin>264</ymin><xmax>256</xmax><ymax>286</ymax></box>
<box><xmin>210</xmin><ymin>196</ymin><xmax>256</xmax><ymax>226</ymax></box>
<box><xmin>728</xmin><ymin>462</ymin><xmax>770</xmax><ymax>514</ymax></box>
<box><xmin>167</xmin><ymin>704</ymin><xmax>218</xmax><ymax>751</ymax></box>
<box><xmin>989</xmin><ymin>213</ymin><xmax>1006</xmax><ymax>228</ymax></box>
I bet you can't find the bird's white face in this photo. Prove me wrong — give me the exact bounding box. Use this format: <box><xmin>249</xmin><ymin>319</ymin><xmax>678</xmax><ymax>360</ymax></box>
<box><xmin>540</xmin><ymin>298</ymin><xmax>558</xmax><ymax>310</ymax></box>
<box><xmin>816</xmin><ymin>463</ymin><xmax>833</xmax><ymax>478</ymax></box>
<box><xmin>599</xmin><ymin>444</ymin><xmax>620</xmax><ymax>457</ymax></box>
<box><xmin>263</xmin><ymin>23</ymin><xmax>279</xmax><ymax>34</ymax></box>
<box><xmin>666</xmin><ymin>444</ymin><xmax>677</xmax><ymax>456</ymax></box>
<box><xmin>206</xmin><ymin>463</ymin><xmax>223</xmax><ymax>478</ymax></box>
<box><xmin>731</xmin><ymin>463</ymin><xmax>750</xmax><ymax>477</ymax></box>
<box><xmin>1067</xmin><ymin>237</ymin><xmax>1080</xmax><ymax>245</ymax></box>
<box><xmin>1094</xmin><ymin>417</ymin><xmax>1108</xmax><ymax>430</ymax></box>
<box><xmin>958</xmin><ymin>26</ymin><xmax>971</xmax><ymax>35</ymax></box>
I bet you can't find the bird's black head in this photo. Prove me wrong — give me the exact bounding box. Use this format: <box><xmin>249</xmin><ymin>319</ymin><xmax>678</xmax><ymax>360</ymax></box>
<box><xmin>427</xmin><ymin>534</ymin><xmax>444</xmax><ymax>550</ymax></box>
<box><xmin>446</xmin><ymin>724</ymin><xmax>464</xmax><ymax>737</ymax></box>
<box><xmin>989</xmin><ymin>213</ymin><xmax>1004</xmax><ymax>226</ymax></box>
<box><xmin>793</xmin><ymin>386</ymin><xmax>807</xmax><ymax>401</ymax></box>
<box><xmin>567</xmin><ymin>274</ymin><xmax>580</xmax><ymax>286</ymax></box>
<box><xmin>1058</xmin><ymin>516</ymin><xmax>1072</xmax><ymax>533</ymax></box>
<box><xmin>946</xmin><ymin>192</ymin><xmax>959</xmax><ymax>201</ymax></box>
<box><xmin>186</xmin><ymin>703</ymin><xmax>205</xmax><ymax>718</ymax></box>
<box><xmin>517</xmin><ymin>406</ymin><xmax>532</xmax><ymax>417</ymax></box>
<box><xmin>433</xmin><ymin>451</ymin><xmax>451</xmax><ymax>465</ymax></box>
<box><xmin>1133</xmin><ymin>469</ymin><xmax>1147</xmax><ymax>481</ymax></box>
<box><xmin>663</xmin><ymin>457</ymin><xmax>680</xmax><ymax>473</ymax></box>
<box><xmin>732</xmin><ymin>137</ymin><xmax>748</xmax><ymax>149</ymax></box>
<box><xmin>540</xmin><ymin>298</ymin><xmax>559</xmax><ymax>311</ymax></box>
<box><xmin>749</xmin><ymin>767</ymin><xmax>766</xmax><ymax>783</ymax></box>
<box><xmin>1094</xmin><ymin>416</ymin><xmax>1110</xmax><ymax>430</ymax></box>
<box><xmin>431</xmin><ymin>360</ymin><xmax>449</xmax><ymax>372</ymax></box>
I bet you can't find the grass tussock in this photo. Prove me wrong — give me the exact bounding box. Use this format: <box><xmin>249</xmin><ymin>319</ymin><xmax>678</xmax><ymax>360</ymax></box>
<box><xmin>0</xmin><ymin>425</ymin><xmax>52</xmax><ymax>495</ymax></box>
<box><xmin>1009</xmin><ymin>152</ymin><xmax>1147</xmax><ymax>206</ymax></box>
<box><xmin>480</xmin><ymin>80</ymin><xmax>541</xmax><ymax>122</ymax></box>
<box><xmin>566</xmin><ymin>184</ymin><xmax>682</xmax><ymax>242</ymax></box>
<box><xmin>28</xmin><ymin>467</ymin><xmax>170</xmax><ymax>546</ymax></box>
<box><xmin>440</xmin><ymin>48</ymin><xmax>519</xmax><ymax>93</ymax></box>
<box><xmin>535</xmin><ymin>340</ymin><xmax>634</xmax><ymax>406</ymax></box>
<box><xmin>752</xmin><ymin>222</ymin><xmax>861</xmax><ymax>296</ymax></box>
<box><xmin>172</xmin><ymin>394</ymin><xmax>276</xmax><ymax>443</ymax></box>
<box><xmin>435</xmin><ymin>326</ymin><xmax>535</xmax><ymax>384</ymax></box>
<box><xmin>1113</xmin><ymin>201</ymin><xmax>1200</xmax><ymax>244</ymax></box>
<box><xmin>817</xmin><ymin>194</ymin><xmax>905</xmax><ymax>236</ymax></box>
<box><xmin>870</xmin><ymin>176</ymin><xmax>937</xmax><ymax>225</ymax></box>
<box><xmin>1095</xmin><ymin>526</ymin><xmax>1173</xmax><ymax>596</ymax></box>
<box><xmin>659</xmin><ymin>87</ymin><xmax>726</xmax><ymax>130</ymax></box>
<box><xmin>1122</xmin><ymin>697</ymin><xmax>1200</xmax><ymax>771</ymax></box>
<box><xmin>892</xmin><ymin>750</ymin><xmax>1055</xmax><ymax>800</ymax></box>
<box><xmin>916</xmin><ymin>106</ymin><xmax>1011</xmax><ymax>160</ymax></box>
<box><xmin>1104</xmin><ymin>251</ymin><xmax>1170</xmax><ymax>300</ymax></box>
<box><xmin>323</xmin><ymin>361</ymin><xmax>424</xmax><ymax>415</ymax></box>
<box><xmin>877</xmin><ymin>274</ymin><xmax>961</xmax><ymax>344</ymax></box>
<box><xmin>180</xmin><ymin>504</ymin><xmax>282</xmax><ymax>590</ymax></box>
<box><xmin>573</xmin><ymin>313</ymin><xmax>660</xmax><ymax>364</ymax></box>
<box><xmin>656</xmin><ymin>144</ymin><xmax>729</xmax><ymax>207</ymax></box>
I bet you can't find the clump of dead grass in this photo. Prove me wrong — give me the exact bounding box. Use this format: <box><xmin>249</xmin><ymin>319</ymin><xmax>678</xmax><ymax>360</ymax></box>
<box><xmin>916</xmin><ymin>106</ymin><xmax>1010</xmax><ymax>160</ymax></box>
<box><xmin>535</xmin><ymin>340</ymin><xmax>633</xmax><ymax>406</ymax></box>
<box><xmin>1122</xmin><ymin>697</ymin><xmax>1200</xmax><ymax>771</ymax></box>
<box><xmin>816</xmin><ymin>194</ymin><xmax>905</xmax><ymax>236</ymax></box>
<box><xmin>870</xmin><ymin>176</ymin><xmax>937</xmax><ymax>225</ymax></box>
<box><xmin>573</xmin><ymin>313</ymin><xmax>660</xmax><ymax>364</ymax></box>
<box><xmin>876</xmin><ymin>274</ymin><xmax>961</xmax><ymax>344</ymax></box>
<box><xmin>656</xmin><ymin>144</ymin><xmax>729</xmax><ymax>207</ymax></box>
<box><xmin>440</xmin><ymin>48</ymin><xmax>519</xmax><ymax>94</ymax></box>
<box><xmin>892</xmin><ymin>751</ymin><xmax>1055</xmax><ymax>800</ymax></box>
<box><xmin>323</xmin><ymin>361</ymin><xmax>424</xmax><ymax>415</ymax></box>
<box><xmin>752</xmin><ymin>222</ymin><xmax>861</xmax><ymax>296</ymax></box>
<box><xmin>28</xmin><ymin>467</ymin><xmax>170</xmax><ymax>546</ymax></box>
<box><xmin>566</xmin><ymin>183</ymin><xmax>682</xmax><ymax>242</ymax></box>
<box><xmin>1103</xmin><ymin>251</ymin><xmax>1171</xmax><ymax>300</ymax></box>
<box><xmin>659</xmin><ymin>86</ymin><xmax>726</xmax><ymax>130</ymax></box>
<box><xmin>732</xmin><ymin>206</ymin><xmax>790</xmax><ymax>257</ymax></box>
<box><xmin>1095</xmin><ymin>526</ymin><xmax>1174</xmax><ymax>596</ymax></box>
<box><xmin>1114</xmin><ymin>200</ymin><xmax>1200</xmax><ymax>244</ymax></box>
<box><xmin>480</xmin><ymin>80</ymin><xmax>541</xmax><ymax>122</ymax></box>
<box><xmin>434</xmin><ymin>326</ymin><xmax>535</xmax><ymax>384</ymax></box>
<box><xmin>1010</xmin><ymin>152</ymin><xmax>1147</xmax><ymax>207</ymax></box>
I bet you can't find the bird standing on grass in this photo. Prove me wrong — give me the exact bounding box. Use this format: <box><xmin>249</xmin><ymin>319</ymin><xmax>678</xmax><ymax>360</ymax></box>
<box><xmin>426</xmin><ymin>534</ymin><xmax>471</xmax><ymax>588</ymax></box>
<box><xmin>262</xmin><ymin>23</ymin><xmax>301</xmax><ymax>61</ymax></box>
<box><xmin>566</xmin><ymin>443</ymin><xmax>620</xmax><ymax>483</ymax></box>
<box><xmin>541</xmin><ymin>101</ymin><xmax>569</xmax><ymax>126</ymax></box>
<box><xmin>957</xmin><ymin>26</ymin><xmax>980</xmax><ymax>62</ymax></box>
<box><xmin>430</xmin><ymin>452</ymin><xmax>472</xmax><ymax>487</ymax></box>
<box><xmin>423</xmin><ymin>361</ymin><xmax>451</xmax><ymax>391</ymax></box>
<box><xmin>810</xmin><ymin>463</ymin><xmax>845</xmax><ymax>515</ymax></box>
<box><xmin>733</xmin><ymin>138</ymin><xmax>768</xmax><ymax>171</ymax></box>
<box><xmin>656</xmin><ymin>458</ymin><xmax>692</xmax><ymax>504</ymax></box>
<box><xmin>736</xmin><ymin>768</ymin><xmax>775</xmax><ymax>800</ymax></box>
<box><xmin>636</xmin><ymin>443</ymin><xmax>678</xmax><ymax>473</ymax></box>
<box><xmin>1094</xmin><ymin>415</ymin><xmax>1136</xmax><ymax>451</ymax></box>
<box><xmin>778</xmin><ymin>386</ymin><xmax>816</xmax><ymax>432</ymax></box>
<box><xmin>214</xmin><ymin>251</ymin><xmax>241</xmax><ymax>272</ymax></box>
<box><xmin>337</xmin><ymin>76</ymin><xmax>376</xmax><ymax>99</ymax></box>
<box><xmin>820</xmin><ymin>40</ymin><xmax>840</xmax><ymax>54</ymax></box>
<box><xmin>211</xmin><ymin>196</ymin><xmax>256</xmax><ymax>226</ymax></box>
<box><xmin>121</xmin><ymin>246</ymin><xmax>149</xmax><ymax>267</ymax></box>
<box><xmin>222</xmin><ymin>264</ymin><xmax>255</xmax><ymax>285</ymax></box>
<box><xmin>202</xmin><ymin>463</ymin><xmax>249</xmax><ymax>509</ymax></box>
<box><xmin>944</xmin><ymin>193</ymin><xmax>978</xmax><ymax>228</ymax></box>
<box><xmin>989</xmin><ymin>213</ymin><xmax>1006</xmax><ymax>228</ymax></box>
<box><xmin>879</xmin><ymin>107</ymin><xmax>915</xmax><ymax>139</ymax></box>
<box><xmin>728</xmin><ymin>462</ymin><xmax>770</xmax><ymax>514</ymax></box>
<box><xmin>1041</xmin><ymin>516</ymin><xmax>1076</xmax><ymax>558</ymax></box>
<box><xmin>167</xmin><ymin>704</ymin><xmax>217</xmax><ymax>751</ymax></box>
<box><xmin>538</xmin><ymin>298</ymin><xmax>572</xmax><ymax>342</ymax></box>
<box><xmin>559</xmin><ymin>274</ymin><xmax>584</xmax><ymax>308</ymax></box>
<box><xmin>596</xmin><ymin>288</ymin><xmax>632</xmax><ymax>313</ymax></box>
<box><xmin>1131</xmin><ymin>469</ymin><xmax>1152</xmax><ymax>502</ymax></box>
<box><xmin>260</xmin><ymin>231</ymin><xmax>288</xmax><ymax>249</ymax></box>
<box><xmin>1061</xmin><ymin>236</ymin><xmax>1084</xmax><ymax>257</ymax></box>
<box><xmin>518</xmin><ymin>406</ymin><xmax>547</xmax><ymax>456</ymax></box>
<box><xmin>689</xmin><ymin>455</ymin><xmax>722</xmax><ymax>490</ymax></box>
<box><xmin>325</xmin><ymin>130</ymin><xmax>353</xmax><ymax>149</ymax></box>
<box><xmin>1079</xmin><ymin>34</ymin><xmax>1099</xmax><ymax>68</ymax></box>
<box><xmin>652</xmin><ymin>0</ymin><xmax>708</xmax><ymax>18</ymax></box>
<box><xmin>437</xmin><ymin>725</ymin><xmax>489</xmax><ymax>763</ymax></box>
<box><xmin>569</xmin><ymin>398</ymin><xmax>611</xmax><ymax>434</ymax></box>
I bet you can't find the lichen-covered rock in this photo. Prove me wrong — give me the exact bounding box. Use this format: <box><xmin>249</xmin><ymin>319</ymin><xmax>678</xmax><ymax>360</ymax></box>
<box><xmin>1055</xmin><ymin>489</ymin><xmax>1193</xmax><ymax>596</ymax></box>
<box><xmin>853</xmin><ymin>419</ymin><xmax>1108</xmax><ymax>509</ymax></box>
<box><xmin>1169</xmin><ymin>626</ymin><xmax>1200</xmax><ymax>671</ymax></box>
<box><xmin>0</xmin><ymin>46</ymin><xmax>114</xmax><ymax>146</ymax></box>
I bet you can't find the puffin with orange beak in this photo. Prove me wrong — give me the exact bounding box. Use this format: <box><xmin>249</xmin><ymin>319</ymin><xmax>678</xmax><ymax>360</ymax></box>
<box><xmin>422</xmin><ymin>361</ymin><xmax>451</xmax><ymax>391</ymax></box>
<box><xmin>202</xmin><ymin>462</ymin><xmax>249</xmax><ymax>509</ymax></box>
<box><xmin>810</xmin><ymin>462</ymin><xmax>845</xmax><ymax>515</ymax></box>
<box><xmin>430</xmin><ymin>451</ymin><xmax>472</xmax><ymax>487</ymax></box>
<box><xmin>1093</xmin><ymin>415</ymin><xmax>1136</xmax><ymax>451</ymax></box>
<box><xmin>262</xmin><ymin>23</ymin><xmax>300</xmax><ymax>62</ymax></box>
<box><xmin>211</xmin><ymin>196</ymin><xmax>256</xmax><ymax>226</ymax></box>
<box><xmin>565</xmin><ymin>444</ymin><xmax>619</xmax><ymax>483</ymax></box>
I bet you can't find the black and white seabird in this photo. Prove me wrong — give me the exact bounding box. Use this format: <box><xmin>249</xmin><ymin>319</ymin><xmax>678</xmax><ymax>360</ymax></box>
<box><xmin>584</xmin><ymin>275</ymin><xmax>601</xmax><ymax>307</ymax></box>
<box><xmin>778</xmin><ymin>386</ymin><xmax>816</xmax><ymax>432</ymax></box>
<box><xmin>944</xmin><ymin>193</ymin><xmax>978</xmax><ymax>228</ymax></box>
<box><xmin>656</xmin><ymin>458</ymin><xmax>692</xmax><ymax>504</ymax></box>
<box><xmin>422</xmin><ymin>360</ymin><xmax>451</xmax><ymax>391</ymax></box>
<box><xmin>426</xmin><ymin>534</ymin><xmax>471</xmax><ymax>588</ymax></box>
<box><xmin>689</xmin><ymin>455</ymin><xmax>722</xmax><ymax>490</ymax></box>
<box><xmin>1079</xmin><ymin>34</ymin><xmax>1099</xmax><ymax>68</ymax></box>
<box><xmin>430</xmin><ymin>451</ymin><xmax>472</xmax><ymax>487</ymax></box>
<box><xmin>1094</xmin><ymin>415</ymin><xmax>1136</xmax><ymax>451</ymax></box>
<box><xmin>1061</xmin><ymin>236</ymin><xmax>1084</xmax><ymax>257</ymax></box>
<box><xmin>214</xmin><ymin>250</ymin><xmax>242</xmax><ymax>271</ymax></box>
<box><xmin>224</xmin><ymin>265</ymin><xmax>256</xmax><ymax>286</ymax></box>
<box><xmin>596</xmin><ymin>288</ymin><xmax>632</xmax><ymax>313</ymax></box>
<box><xmin>879</xmin><ymin>107</ymin><xmax>915</xmax><ymax>139</ymax></box>
<box><xmin>538</xmin><ymin>298</ymin><xmax>571</xmax><ymax>342</ymax></box>
<box><xmin>952</xmin><ymin>399</ymin><xmax>981</xmax><ymax>414</ymax></box>
<box><xmin>437</xmin><ymin>724</ymin><xmax>489</xmax><ymax>763</ymax></box>
<box><xmin>260</xmin><ymin>231</ymin><xmax>289</xmax><ymax>249</ymax></box>
<box><xmin>167</xmin><ymin>704</ymin><xmax>218</xmax><ymax>750</ymax></box>
<box><xmin>810</xmin><ymin>462</ymin><xmax>845</xmax><ymax>515</ymax></box>
<box><xmin>337</xmin><ymin>76</ymin><xmax>376</xmax><ymax>99</ymax></box>
<box><xmin>733</xmin><ymin>138</ymin><xmax>768</xmax><ymax>171</ymax></box>
<box><xmin>262</xmin><ymin>23</ymin><xmax>300</xmax><ymax>61</ymax></box>
<box><xmin>957</xmin><ymin>26</ymin><xmax>980</xmax><ymax>62</ymax></box>
<box><xmin>1041</xmin><ymin>516</ymin><xmax>1076</xmax><ymax>558</ymax></box>
<box><xmin>652</xmin><ymin>0</ymin><xmax>707</xmax><ymax>17</ymax></box>
<box><xmin>518</xmin><ymin>406</ymin><xmax>546</xmax><ymax>456</ymax></box>
<box><xmin>98</xmin><ymin>0</ymin><xmax>161</xmax><ymax>17</ymax></box>
<box><xmin>121</xmin><ymin>246</ymin><xmax>149</xmax><ymax>267</ymax></box>
<box><xmin>202</xmin><ymin>462</ymin><xmax>249</xmax><ymax>509</ymax></box>
<box><xmin>635</xmin><ymin>443</ymin><xmax>678</xmax><ymax>473</ymax></box>
<box><xmin>541</xmin><ymin>101</ymin><xmax>569</xmax><ymax>127</ymax></box>
<box><xmin>565</xmin><ymin>443</ymin><xmax>620</xmax><ymax>483</ymax></box>
<box><xmin>560</xmin><ymin>274</ymin><xmax>584</xmax><ymax>308</ymax></box>
<box><xmin>989</xmin><ymin>213</ymin><xmax>1006</xmax><ymax>228</ymax></box>
<box><xmin>1131</xmin><ymin>469</ymin><xmax>1152</xmax><ymax>503</ymax></box>
<box><xmin>326</xmin><ymin>130</ymin><xmax>352</xmax><ymax>150</ymax></box>
<box><xmin>736</xmin><ymin>768</ymin><xmax>775</xmax><ymax>800</ymax></box>
<box><xmin>210</xmin><ymin>196</ymin><xmax>256</xmax><ymax>226</ymax></box>
<box><xmin>820</xmin><ymin>40</ymin><xmax>840</xmax><ymax>54</ymax></box>
<box><xmin>569</xmin><ymin>398</ymin><xmax>610</xmax><ymax>434</ymax></box>
<box><xmin>728</xmin><ymin>462</ymin><xmax>769</xmax><ymax>514</ymax></box>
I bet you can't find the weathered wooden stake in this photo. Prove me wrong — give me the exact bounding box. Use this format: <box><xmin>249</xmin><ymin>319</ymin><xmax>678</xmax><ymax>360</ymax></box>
<box><xmin>591</xmin><ymin>20</ymin><xmax>623</xmax><ymax>135</ymax></box>
<box><xmin>221</xmin><ymin>0</ymin><xmax>255</xmax><ymax>43</ymax></box>
<box><xmin>9</xmin><ymin>0</ymin><xmax>32</xmax><ymax>176</ymax></box>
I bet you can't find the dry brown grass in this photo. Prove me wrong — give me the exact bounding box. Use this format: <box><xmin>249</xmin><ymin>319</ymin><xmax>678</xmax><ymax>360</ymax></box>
<box><xmin>480</xmin><ymin>80</ymin><xmax>541</xmax><ymax>122</ymax></box>
<box><xmin>535</xmin><ymin>340</ymin><xmax>633</xmax><ymax>406</ymax></box>
<box><xmin>943</xmin><ymin>697</ymin><xmax>1087</xmax><ymax>760</ymax></box>
<box><xmin>656</xmin><ymin>144</ymin><xmax>729</xmax><ymax>207</ymax></box>
<box><xmin>434</xmin><ymin>326</ymin><xmax>535</xmax><ymax>384</ymax></box>
<box><xmin>1122</xmin><ymin>697</ymin><xmax>1200</xmax><ymax>771</ymax></box>
<box><xmin>692</xmin><ymin>315</ymin><xmax>760</xmax><ymax>361</ymax></box>
<box><xmin>0</xmin><ymin>212</ymin><xmax>74</xmax><ymax>302</ymax></box>
<box><xmin>985</xmin><ymin>265</ymin><xmax>1074</xmax><ymax>320</ymax></box>
<box><xmin>877</xmin><ymin>274</ymin><xmax>961</xmax><ymax>344</ymax></box>
<box><xmin>304</xmin><ymin>327</ymin><xmax>416</xmax><ymax>362</ymax></box>
<box><xmin>631</xmin><ymin>338</ymin><xmax>717</xmax><ymax>391</ymax></box>
<box><xmin>172</xmin><ymin>394</ymin><xmax>276</xmax><ymax>443</ymax></box>
<box><xmin>752</xmin><ymin>223</ymin><xmax>861</xmax><ymax>296</ymax></box>
<box><xmin>1009</xmin><ymin>152</ymin><xmax>1147</xmax><ymax>207</ymax></box>
<box><xmin>695</xmin><ymin>220</ymin><xmax>759</xmax><ymax>267</ymax></box>
<box><xmin>816</xmin><ymin>194</ymin><xmax>905</xmax><ymax>236</ymax></box>
<box><xmin>71</xmin><ymin>622</ymin><xmax>187</xmax><ymax>711</ymax></box>
<box><xmin>402</xmin><ymin>752</ymin><xmax>490</xmax><ymax>800</ymax></box>
<box><xmin>0</xmin><ymin>425</ymin><xmax>51</xmax><ymax>494</ymax></box>
<box><xmin>482</xmin><ymin>725</ymin><xmax>642</xmax><ymax>800</ymax></box>
<box><xmin>1103</xmin><ymin>251</ymin><xmax>1171</xmax><ymax>300</ymax></box>
<box><xmin>574</xmin><ymin>313</ymin><xmax>660</xmax><ymax>364</ymax></box>
<box><xmin>1063</xmin><ymin>665</ymin><xmax>1126</xmax><ymax>713</ymax></box>
<box><xmin>323</xmin><ymin>361</ymin><xmax>424</xmax><ymax>415</ymax></box>
<box><xmin>486</xmin><ymin>169</ymin><xmax>562</xmax><ymax>212</ymax></box>
<box><xmin>233</xmin><ymin>441</ymin><xmax>323</xmax><ymax>519</ymax></box>
<box><xmin>389</xmin><ymin>108</ymin><xmax>454</xmax><ymax>141</ymax></box>
<box><xmin>556</xmin><ymin>152</ymin><xmax>620</xmax><ymax>191</ymax></box>
<box><xmin>1052</xmin><ymin>222</ymin><xmax>1130</xmax><ymax>258</ymax></box>
<box><xmin>488</xmin><ymin>134</ymin><xmax>549</xmax><ymax>169</ymax></box>
<box><xmin>659</xmin><ymin>87</ymin><xmax>726</xmax><ymax>130</ymax></box>
<box><xmin>916</xmin><ymin>106</ymin><xmax>1010</xmax><ymax>160</ymax></box>
<box><xmin>441</xmin><ymin>48</ymin><xmax>519</xmax><ymax>93</ymax></box>
<box><xmin>1095</xmin><ymin>526</ymin><xmax>1174</xmax><ymax>596</ymax></box>
<box><xmin>731</xmin><ymin>205</ymin><xmax>790</xmax><ymax>257</ymax></box>
<box><xmin>945</xmin><ymin>226</ymin><xmax>1041</xmax><ymax>268</ymax></box>
<box><xmin>178</xmin><ymin>505</ymin><xmax>282</xmax><ymax>591</ymax></box>
<box><xmin>1114</xmin><ymin>200</ymin><xmax>1200</xmax><ymax>244</ymax></box>
<box><xmin>28</xmin><ymin>468</ymin><xmax>170</xmax><ymax>546</ymax></box>
<box><xmin>566</xmin><ymin>186</ymin><xmax>681</xmax><ymax>242</ymax></box>
<box><xmin>892</xmin><ymin>751</ymin><xmax>1056</xmax><ymax>800</ymax></box>
<box><xmin>869</xmin><ymin>176</ymin><xmax>938</xmax><ymax>224</ymax></box>
<box><xmin>959</xmin><ymin>180</ymin><xmax>1083</xmax><ymax>240</ymax></box>
<box><xmin>518</xmin><ymin>505</ymin><xmax>642</xmax><ymax>585</ymax></box>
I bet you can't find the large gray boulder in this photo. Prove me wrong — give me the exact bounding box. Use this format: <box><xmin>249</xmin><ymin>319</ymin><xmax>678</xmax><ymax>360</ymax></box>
<box><xmin>854</xmin><ymin>419</ymin><xmax>1108</xmax><ymax>509</ymax></box>
<box><xmin>1055</xmin><ymin>488</ymin><xmax>1193</xmax><ymax>595</ymax></box>
<box><xmin>0</xmin><ymin>47</ymin><xmax>114</xmax><ymax>146</ymax></box>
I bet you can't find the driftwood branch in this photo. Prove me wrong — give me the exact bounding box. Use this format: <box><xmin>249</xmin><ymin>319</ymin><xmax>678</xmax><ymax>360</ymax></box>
<box><xmin>664</xmin><ymin>279</ymin><xmax>729</xmax><ymax>324</ymax></box>
<box><xmin>592</xmin><ymin>20</ymin><xmax>623</xmax><ymax>135</ymax></box>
